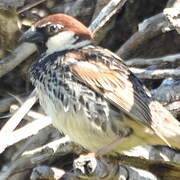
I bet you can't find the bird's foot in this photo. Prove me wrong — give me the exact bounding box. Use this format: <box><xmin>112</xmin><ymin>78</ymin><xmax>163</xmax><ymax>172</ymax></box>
<box><xmin>74</xmin><ymin>153</ymin><xmax>119</xmax><ymax>179</ymax></box>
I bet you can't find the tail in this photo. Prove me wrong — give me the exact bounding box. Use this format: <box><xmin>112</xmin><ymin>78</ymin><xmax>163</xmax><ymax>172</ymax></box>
<box><xmin>150</xmin><ymin>101</ymin><xmax>180</xmax><ymax>149</ymax></box>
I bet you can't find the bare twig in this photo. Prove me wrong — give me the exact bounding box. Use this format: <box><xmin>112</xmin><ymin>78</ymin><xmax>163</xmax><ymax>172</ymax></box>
<box><xmin>0</xmin><ymin>127</ymin><xmax>60</xmax><ymax>179</ymax></box>
<box><xmin>0</xmin><ymin>115</ymin><xmax>51</xmax><ymax>154</ymax></box>
<box><xmin>116</xmin><ymin>13</ymin><xmax>172</xmax><ymax>59</ymax></box>
<box><xmin>31</xmin><ymin>165</ymin><xmax>81</xmax><ymax>180</ymax></box>
<box><xmin>89</xmin><ymin>0</ymin><xmax>127</xmax><ymax>35</ymax></box>
<box><xmin>126</xmin><ymin>53</ymin><xmax>180</xmax><ymax>67</ymax></box>
<box><xmin>91</xmin><ymin>0</ymin><xmax>110</xmax><ymax>20</ymax></box>
<box><xmin>74</xmin><ymin>152</ymin><xmax>180</xmax><ymax>180</ymax></box>
<box><xmin>31</xmin><ymin>166</ymin><xmax>67</xmax><ymax>180</ymax></box>
<box><xmin>0</xmin><ymin>90</ymin><xmax>37</xmax><ymax>138</ymax></box>
<box><xmin>10</xmin><ymin>104</ymin><xmax>46</xmax><ymax>121</ymax></box>
<box><xmin>165</xmin><ymin>101</ymin><xmax>180</xmax><ymax>117</ymax></box>
<box><xmin>164</xmin><ymin>0</ymin><xmax>180</xmax><ymax>34</ymax></box>
<box><xmin>151</xmin><ymin>79</ymin><xmax>180</xmax><ymax>103</ymax></box>
<box><xmin>90</xmin><ymin>0</ymin><xmax>116</xmax><ymax>44</ymax></box>
<box><xmin>0</xmin><ymin>156</ymin><xmax>33</xmax><ymax>180</ymax></box>
<box><xmin>0</xmin><ymin>43</ymin><xmax>36</xmax><ymax>78</ymax></box>
<box><xmin>0</xmin><ymin>137</ymin><xmax>81</xmax><ymax>180</ymax></box>
<box><xmin>23</xmin><ymin>136</ymin><xmax>85</xmax><ymax>163</ymax></box>
<box><xmin>130</xmin><ymin>68</ymin><xmax>180</xmax><ymax>79</ymax></box>
<box><xmin>17</xmin><ymin>0</ymin><xmax>47</xmax><ymax>14</ymax></box>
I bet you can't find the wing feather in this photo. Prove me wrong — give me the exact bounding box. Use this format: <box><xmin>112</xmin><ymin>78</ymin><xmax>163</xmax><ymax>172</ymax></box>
<box><xmin>69</xmin><ymin>49</ymin><xmax>152</xmax><ymax>127</ymax></box>
<box><xmin>64</xmin><ymin>46</ymin><xmax>180</xmax><ymax>148</ymax></box>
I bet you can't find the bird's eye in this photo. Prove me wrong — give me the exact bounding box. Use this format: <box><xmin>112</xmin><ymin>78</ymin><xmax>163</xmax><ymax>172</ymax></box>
<box><xmin>46</xmin><ymin>24</ymin><xmax>64</xmax><ymax>35</ymax></box>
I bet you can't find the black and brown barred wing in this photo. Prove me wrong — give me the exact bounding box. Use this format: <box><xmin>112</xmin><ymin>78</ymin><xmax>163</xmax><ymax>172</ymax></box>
<box><xmin>67</xmin><ymin>46</ymin><xmax>180</xmax><ymax>148</ymax></box>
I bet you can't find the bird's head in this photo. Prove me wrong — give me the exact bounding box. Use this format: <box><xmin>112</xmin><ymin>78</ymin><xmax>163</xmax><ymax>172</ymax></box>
<box><xmin>20</xmin><ymin>14</ymin><xmax>92</xmax><ymax>53</ymax></box>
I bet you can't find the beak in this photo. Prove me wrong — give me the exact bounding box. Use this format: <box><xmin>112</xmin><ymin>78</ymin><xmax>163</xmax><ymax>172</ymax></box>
<box><xmin>19</xmin><ymin>27</ymin><xmax>44</xmax><ymax>43</ymax></box>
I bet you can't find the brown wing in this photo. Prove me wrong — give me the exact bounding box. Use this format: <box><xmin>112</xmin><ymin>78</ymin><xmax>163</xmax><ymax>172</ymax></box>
<box><xmin>67</xmin><ymin>47</ymin><xmax>152</xmax><ymax>127</ymax></box>
<box><xmin>66</xmin><ymin>46</ymin><xmax>180</xmax><ymax>148</ymax></box>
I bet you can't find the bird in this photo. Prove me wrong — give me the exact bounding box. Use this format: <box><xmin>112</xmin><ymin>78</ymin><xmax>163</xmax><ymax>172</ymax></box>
<box><xmin>20</xmin><ymin>13</ymin><xmax>180</xmax><ymax>155</ymax></box>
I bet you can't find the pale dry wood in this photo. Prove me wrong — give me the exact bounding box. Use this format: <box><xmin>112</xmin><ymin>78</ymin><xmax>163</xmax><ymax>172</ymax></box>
<box><xmin>10</xmin><ymin>104</ymin><xmax>46</xmax><ymax>121</ymax></box>
<box><xmin>126</xmin><ymin>53</ymin><xmax>180</xmax><ymax>67</ymax></box>
<box><xmin>0</xmin><ymin>90</ymin><xmax>37</xmax><ymax>136</ymax></box>
<box><xmin>0</xmin><ymin>156</ymin><xmax>33</xmax><ymax>180</ymax></box>
<box><xmin>23</xmin><ymin>136</ymin><xmax>85</xmax><ymax>163</ymax></box>
<box><xmin>0</xmin><ymin>90</ymin><xmax>38</xmax><ymax>154</ymax></box>
<box><xmin>164</xmin><ymin>0</ymin><xmax>180</xmax><ymax>34</ymax></box>
<box><xmin>130</xmin><ymin>68</ymin><xmax>180</xmax><ymax>79</ymax></box>
<box><xmin>0</xmin><ymin>137</ymin><xmax>79</xmax><ymax>180</ymax></box>
<box><xmin>151</xmin><ymin>79</ymin><xmax>180</xmax><ymax>104</ymax></box>
<box><xmin>31</xmin><ymin>166</ymin><xmax>66</xmax><ymax>180</ymax></box>
<box><xmin>0</xmin><ymin>115</ymin><xmax>51</xmax><ymax>154</ymax></box>
<box><xmin>0</xmin><ymin>42</ymin><xmax>36</xmax><ymax>78</ymax></box>
<box><xmin>89</xmin><ymin>0</ymin><xmax>127</xmax><ymax>35</ymax></box>
<box><xmin>90</xmin><ymin>0</ymin><xmax>116</xmax><ymax>43</ymax></box>
<box><xmin>31</xmin><ymin>165</ymin><xmax>83</xmax><ymax>180</ymax></box>
<box><xmin>91</xmin><ymin>0</ymin><xmax>110</xmax><ymax>21</ymax></box>
<box><xmin>0</xmin><ymin>126</ymin><xmax>60</xmax><ymax>180</ymax></box>
<box><xmin>12</xmin><ymin>126</ymin><xmax>60</xmax><ymax>162</ymax></box>
<box><xmin>116</xmin><ymin>13</ymin><xmax>172</xmax><ymax>59</ymax></box>
<box><xmin>165</xmin><ymin>101</ymin><xmax>180</xmax><ymax>117</ymax></box>
<box><xmin>74</xmin><ymin>151</ymin><xmax>180</xmax><ymax>180</ymax></box>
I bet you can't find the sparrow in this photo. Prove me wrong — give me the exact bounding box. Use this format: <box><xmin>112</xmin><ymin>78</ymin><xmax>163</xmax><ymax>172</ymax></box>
<box><xmin>20</xmin><ymin>13</ymin><xmax>180</xmax><ymax>155</ymax></box>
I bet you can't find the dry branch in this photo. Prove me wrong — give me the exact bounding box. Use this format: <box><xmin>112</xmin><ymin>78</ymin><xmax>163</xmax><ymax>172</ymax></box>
<box><xmin>31</xmin><ymin>166</ymin><xmax>67</xmax><ymax>180</ymax></box>
<box><xmin>0</xmin><ymin>137</ymin><xmax>82</xmax><ymax>179</ymax></box>
<box><xmin>165</xmin><ymin>101</ymin><xmax>180</xmax><ymax>117</ymax></box>
<box><xmin>74</xmin><ymin>153</ymin><xmax>180</xmax><ymax>180</ymax></box>
<box><xmin>130</xmin><ymin>68</ymin><xmax>180</xmax><ymax>79</ymax></box>
<box><xmin>116</xmin><ymin>13</ymin><xmax>172</xmax><ymax>59</ymax></box>
<box><xmin>0</xmin><ymin>90</ymin><xmax>37</xmax><ymax>136</ymax></box>
<box><xmin>0</xmin><ymin>126</ymin><xmax>60</xmax><ymax>179</ymax></box>
<box><xmin>0</xmin><ymin>42</ymin><xmax>36</xmax><ymax>78</ymax></box>
<box><xmin>89</xmin><ymin>0</ymin><xmax>127</xmax><ymax>35</ymax></box>
<box><xmin>151</xmin><ymin>79</ymin><xmax>180</xmax><ymax>103</ymax></box>
<box><xmin>164</xmin><ymin>0</ymin><xmax>180</xmax><ymax>34</ymax></box>
<box><xmin>0</xmin><ymin>114</ymin><xmax>51</xmax><ymax>154</ymax></box>
<box><xmin>126</xmin><ymin>53</ymin><xmax>180</xmax><ymax>67</ymax></box>
<box><xmin>10</xmin><ymin>104</ymin><xmax>46</xmax><ymax>121</ymax></box>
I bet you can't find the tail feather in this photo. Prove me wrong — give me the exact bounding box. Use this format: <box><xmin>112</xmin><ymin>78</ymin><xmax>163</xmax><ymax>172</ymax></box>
<box><xmin>150</xmin><ymin>101</ymin><xmax>180</xmax><ymax>149</ymax></box>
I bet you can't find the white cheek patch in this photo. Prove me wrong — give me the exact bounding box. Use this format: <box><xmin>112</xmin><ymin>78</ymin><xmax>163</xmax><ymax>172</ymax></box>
<box><xmin>46</xmin><ymin>31</ymin><xmax>76</xmax><ymax>53</ymax></box>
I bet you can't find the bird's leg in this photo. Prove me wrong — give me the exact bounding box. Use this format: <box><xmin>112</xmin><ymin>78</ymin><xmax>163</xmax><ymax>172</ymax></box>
<box><xmin>74</xmin><ymin>138</ymin><xmax>125</xmax><ymax>179</ymax></box>
<box><xmin>96</xmin><ymin>136</ymin><xmax>126</xmax><ymax>156</ymax></box>
<box><xmin>79</xmin><ymin>137</ymin><xmax>126</xmax><ymax>158</ymax></box>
